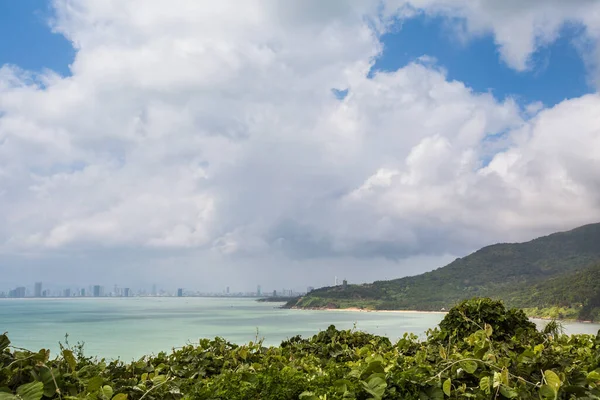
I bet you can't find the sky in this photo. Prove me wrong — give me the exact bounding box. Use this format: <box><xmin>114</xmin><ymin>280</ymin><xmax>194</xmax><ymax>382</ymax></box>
<box><xmin>1</xmin><ymin>0</ymin><xmax>600</xmax><ymax>293</ymax></box>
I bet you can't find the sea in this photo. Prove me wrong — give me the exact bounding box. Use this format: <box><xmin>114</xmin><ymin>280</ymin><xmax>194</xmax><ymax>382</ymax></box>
<box><xmin>1</xmin><ymin>297</ymin><xmax>598</xmax><ymax>360</ymax></box>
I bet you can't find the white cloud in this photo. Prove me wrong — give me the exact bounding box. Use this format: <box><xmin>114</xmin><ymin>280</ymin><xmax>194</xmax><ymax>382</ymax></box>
<box><xmin>1</xmin><ymin>0</ymin><xmax>600</xmax><ymax>289</ymax></box>
<box><xmin>393</xmin><ymin>0</ymin><xmax>600</xmax><ymax>78</ymax></box>
<box><xmin>345</xmin><ymin>93</ymin><xmax>600</xmax><ymax>254</ymax></box>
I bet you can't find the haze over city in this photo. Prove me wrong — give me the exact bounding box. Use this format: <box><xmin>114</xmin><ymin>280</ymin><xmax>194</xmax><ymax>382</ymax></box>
<box><xmin>2</xmin><ymin>1</ymin><xmax>600</xmax><ymax>293</ymax></box>
<box><xmin>3</xmin><ymin>281</ymin><xmax>310</xmax><ymax>298</ymax></box>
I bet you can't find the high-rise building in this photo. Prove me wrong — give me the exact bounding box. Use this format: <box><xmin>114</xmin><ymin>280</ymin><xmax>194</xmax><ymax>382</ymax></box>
<box><xmin>152</xmin><ymin>284</ymin><xmax>157</xmax><ymax>296</ymax></box>
<box><xmin>273</xmin><ymin>290</ymin><xmax>277</xmax><ymax>297</ymax></box>
<box><xmin>80</xmin><ymin>288</ymin><xmax>86</xmax><ymax>297</ymax></box>
<box><xmin>64</xmin><ymin>288</ymin><xmax>71</xmax><ymax>298</ymax></box>
<box><xmin>93</xmin><ymin>285</ymin><xmax>102</xmax><ymax>297</ymax></box>
<box><xmin>34</xmin><ymin>282</ymin><xmax>43</xmax><ymax>298</ymax></box>
<box><xmin>257</xmin><ymin>285</ymin><xmax>261</xmax><ymax>296</ymax></box>
<box><xmin>226</xmin><ymin>286</ymin><xmax>230</xmax><ymax>294</ymax></box>
<box><xmin>177</xmin><ymin>288</ymin><xmax>183</xmax><ymax>297</ymax></box>
<box><xmin>342</xmin><ymin>279</ymin><xmax>348</xmax><ymax>289</ymax></box>
<box><xmin>123</xmin><ymin>288</ymin><xmax>130</xmax><ymax>297</ymax></box>
<box><xmin>9</xmin><ymin>287</ymin><xmax>26</xmax><ymax>298</ymax></box>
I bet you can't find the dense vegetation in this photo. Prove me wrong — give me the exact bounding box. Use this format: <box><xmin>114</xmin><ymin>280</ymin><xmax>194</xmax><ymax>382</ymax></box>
<box><xmin>514</xmin><ymin>262</ymin><xmax>600</xmax><ymax>321</ymax></box>
<box><xmin>286</xmin><ymin>223</ymin><xmax>600</xmax><ymax>320</ymax></box>
<box><xmin>2</xmin><ymin>298</ymin><xmax>600</xmax><ymax>399</ymax></box>
<box><xmin>257</xmin><ymin>297</ymin><xmax>297</xmax><ymax>303</ymax></box>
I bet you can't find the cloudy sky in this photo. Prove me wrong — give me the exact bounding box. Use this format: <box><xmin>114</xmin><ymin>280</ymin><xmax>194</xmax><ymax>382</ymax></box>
<box><xmin>1</xmin><ymin>0</ymin><xmax>600</xmax><ymax>293</ymax></box>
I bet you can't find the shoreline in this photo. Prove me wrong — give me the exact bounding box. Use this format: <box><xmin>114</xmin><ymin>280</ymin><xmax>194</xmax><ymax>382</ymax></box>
<box><xmin>288</xmin><ymin>306</ymin><xmax>596</xmax><ymax>323</ymax></box>
<box><xmin>289</xmin><ymin>306</ymin><xmax>447</xmax><ymax>314</ymax></box>
<box><xmin>530</xmin><ymin>316</ymin><xmax>595</xmax><ymax>324</ymax></box>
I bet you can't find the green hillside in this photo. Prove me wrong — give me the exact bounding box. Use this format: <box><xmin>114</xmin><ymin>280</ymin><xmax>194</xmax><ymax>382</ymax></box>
<box><xmin>286</xmin><ymin>223</ymin><xmax>600</xmax><ymax>320</ymax></box>
<box><xmin>512</xmin><ymin>262</ymin><xmax>600</xmax><ymax>321</ymax></box>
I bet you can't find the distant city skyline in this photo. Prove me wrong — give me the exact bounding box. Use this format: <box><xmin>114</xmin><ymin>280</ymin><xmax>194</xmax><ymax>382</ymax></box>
<box><xmin>1</xmin><ymin>280</ymin><xmax>314</xmax><ymax>299</ymax></box>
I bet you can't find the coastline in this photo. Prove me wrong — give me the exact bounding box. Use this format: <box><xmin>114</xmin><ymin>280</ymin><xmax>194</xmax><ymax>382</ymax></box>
<box><xmin>530</xmin><ymin>316</ymin><xmax>595</xmax><ymax>324</ymax></box>
<box><xmin>289</xmin><ymin>306</ymin><xmax>447</xmax><ymax>315</ymax></box>
<box><xmin>288</xmin><ymin>306</ymin><xmax>596</xmax><ymax>323</ymax></box>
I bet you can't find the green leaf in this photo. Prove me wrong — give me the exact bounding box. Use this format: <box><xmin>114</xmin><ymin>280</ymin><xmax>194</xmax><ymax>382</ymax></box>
<box><xmin>427</xmin><ymin>387</ymin><xmax>445</xmax><ymax>400</ymax></box>
<box><xmin>100</xmin><ymin>386</ymin><xmax>114</xmax><ymax>400</ymax></box>
<box><xmin>544</xmin><ymin>370</ymin><xmax>561</xmax><ymax>392</ymax></box>
<box><xmin>479</xmin><ymin>376</ymin><xmax>491</xmax><ymax>394</ymax></box>
<box><xmin>299</xmin><ymin>392</ymin><xmax>318</xmax><ymax>400</ymax></box>
<box><xmin>0</xmin><ymin>394</ymin><xmax>17</xmax><ymax>400</ymax></box>
<box><xmin>86</xmin><ymin>376</ymin><xmax>103</xmax><ymax>393</ymax></box>
<box><xmin>493</xmin><ymin>372</ymin><xmax>501</xmax><ymax>388</ymax></box>
<box><xmin>0</xmin><ymin>334</ymin><xmax>10</xmax><ymax>352</ymax></box>
<box><xmin>16</xmin><ymin>382</ymin><xmax>44</xmax><ymax>400</ymax></box>
<box><xmin>35</xmin><ymin>349</ymin><xmax>49</xmax><ymax>363</ymax></box>
<box><xmin>587</xmin><ymin>370</ymin><xmax>600</xmax><ymax>382</ymax></box>
<box><xmin>363</xmin><ymin>360</ymin><xmax>385</xmax><ymax>376</ymax></box>
<box><xmin>362</xmin><ymin>375</ymin><xmax>386</xmax><ymax>399</ymax></box>
<box><xmin>442</xmin><ymin>378</ymin><xmax>451</xmax><ymax>397</ymax></box>
<box><xmin>62</xmin><ymin>349</ymin><xmax>77</xmax><ymax>372</ymax></box>
<box><xmin>539</xmin><ymin>385</ymin><xmax>556</xmax><ymax>400</ymax></box>
<box><xmin>460</xmin><ymin>360</ymin><xmax>477</xmax><ymax>374</ymax></box>
<box><xmin>439</xmin><ymin>346</ymin><xmax>447</xmax><ymax>360</ymax></box>
<box><xmin>38</xmin><ymin>367</ymin><xmax>58</xmax><ymax>398</ymax></box>
<box><xmin>112</xmin><ymin>394</ymin><xmax>128</xmax><ymax>400</ymax></box>
<box><xmin>501</xmin><ymin>368</ymin><xmax>509</xmax><ymax>386</ymax></box>
<box><xmin>533</xmin><ymin>344</ymin><xmax>544</xmax><ymax>355</ymax></box>
<box><xmin>499</xmin><ymin>385</ymin><xmax>518</xmax><ymax>399</ymax></box>
<box><xmin>334</xmin><ymin>379</ymin><xmax>352</xmax><ymax>394</ymax></box>
<box><xmin>484</xmin><ymin>324</ymin><xmax>493</xmax><ymax>338</ymax></box>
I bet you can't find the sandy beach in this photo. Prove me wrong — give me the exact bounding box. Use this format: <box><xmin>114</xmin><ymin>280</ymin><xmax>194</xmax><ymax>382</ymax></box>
<box><xmin>292</xmin><ymin>306</ymin><xmax>447</xmax><ymax>314</ymax></box>
<box><xmin>292</xmin><ymin>306</ymin><xmax>598</xmax><ymax>323</ymax></box>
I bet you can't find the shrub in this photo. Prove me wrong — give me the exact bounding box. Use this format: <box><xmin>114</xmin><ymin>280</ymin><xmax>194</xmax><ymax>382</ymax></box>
<box><xmin>438</xmin><ymin>297</ymin><xmax>538</xmax><ymax>341</ymax></box>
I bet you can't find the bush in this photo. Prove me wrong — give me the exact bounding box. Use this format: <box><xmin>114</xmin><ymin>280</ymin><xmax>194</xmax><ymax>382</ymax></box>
<box><xmin>438</xmin><ymin>297</ymin><xmax>537</xmax><ymax>341</ymax></box>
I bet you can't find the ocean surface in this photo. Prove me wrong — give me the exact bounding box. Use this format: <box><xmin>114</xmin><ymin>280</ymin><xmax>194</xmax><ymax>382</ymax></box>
<box><xmin>1</xmin><ymin>297</ymin><xmax>598</xmax><ymax>360</ymax></box>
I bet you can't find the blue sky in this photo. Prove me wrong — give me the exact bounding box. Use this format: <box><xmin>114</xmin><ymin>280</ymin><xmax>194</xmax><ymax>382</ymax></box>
<box><xmin>0</xmin><ymin>0</ymin><xmax>74</xmax><ymax>76</ymax></box>
<box><xmin>0</xmin><ymin>2</ymin><xmax>592</xmax><ymax>107</ymax></box>
<box><xmin>372</xmin><ymin>15</ymin><xmax>593</xmax><ymax>107</ymax></box>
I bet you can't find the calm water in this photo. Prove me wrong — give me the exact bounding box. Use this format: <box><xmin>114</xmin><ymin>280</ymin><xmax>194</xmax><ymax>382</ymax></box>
<box><xmin>1</xmin><ymin>297</ymin><xmax>598</xmax><ymax>360</ymax></box>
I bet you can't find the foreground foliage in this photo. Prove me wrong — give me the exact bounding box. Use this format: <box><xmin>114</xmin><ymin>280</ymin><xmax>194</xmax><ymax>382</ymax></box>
<box><xmin>2</xmin><ymin>298</ymin><xmax>600</xmax><ymax>399</ymax></box>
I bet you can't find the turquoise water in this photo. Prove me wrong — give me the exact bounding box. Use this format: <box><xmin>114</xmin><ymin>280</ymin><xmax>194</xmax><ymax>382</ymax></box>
<box><xmin>1</xmin><ymin>298</ymin><xmax>598</xmax><ymax>360</ymax></box>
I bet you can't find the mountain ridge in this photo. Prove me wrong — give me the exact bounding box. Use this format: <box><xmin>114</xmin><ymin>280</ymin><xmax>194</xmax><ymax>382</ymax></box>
<box><xmin>285</xmin><ymin>222</ymin><xmax>600</xmax><ymax>320</ymax></box>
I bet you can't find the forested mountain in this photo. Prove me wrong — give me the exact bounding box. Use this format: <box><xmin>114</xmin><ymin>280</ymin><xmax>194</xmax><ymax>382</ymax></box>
<box><xmin>286</xmin><ymin>223</ymin><xmax>600</xmax><ymax>320</ymax></box>
<box><xmin>511</xmin><ymin>262</ymin><xmax>600</xmax><ymax>320</ymax></box>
